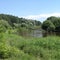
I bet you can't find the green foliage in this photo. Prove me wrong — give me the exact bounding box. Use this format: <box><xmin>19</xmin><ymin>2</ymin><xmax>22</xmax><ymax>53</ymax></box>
<box><xmin>0</xmin><ymin>32</ymin><xmax>60</xmax><ymax>60</ymax></box>
<box><xmin>42</xmin><ymin>20</ymin><xmax>55</xmax><ymax>31</ymax></box>
<box><xmin>0</xmin><ymin>14</ymin><xmax>60</xmax><ymax>60</ymax></box>
<box><xmin>0</xmin><ymin>33</ymin><xmax>59</xmax><ymax>60</ymax></box>
<box><xmin>35</xmin><ymin>20</ymin><xmax>41</xmax><ymax>26</ymax></box>
<box><xmin>0</xmin><ymin>33</ymin><xmax>20</xmax><ymax>59</ymax></box>
<box><xmin>42</xmin><ymin>16</ymin><xmax>60</xmax><ymax>32</ymax></box>
<box><xmin>0</xmin><ymin>33</ymin><xmax>38</xmax><ymax>60</ymax></box>
<box><xmin>45</xmin><ymin>16</ymin><xmax>60</xmax><ymax>31</ymax></box>
<box><xmin>0</xmin><ymin>14</ymin><xmax>41</xmax><ymax>28</ymax></box>
<box><xmin>0</xmin><ymin>20</ymin><xmax>11</xmax><ymax>32</ymax></box>
<box><xmin>17</xmin><ymin>27</ymin><xmax>29</xmax><ymax>36</ymax></box>
<box><xmin>0</xmin><ymin>43</ymin><xmax>11</xmax><ymax>58</ymax></box>
<box><xmin>0</xmin><ymin>14</ymin><xmax>41</xmax><ymax>37</ymax></box>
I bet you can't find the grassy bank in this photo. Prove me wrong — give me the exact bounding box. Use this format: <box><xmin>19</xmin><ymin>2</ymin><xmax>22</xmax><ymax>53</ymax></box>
<box><xmin>0</xmin><ymin>33</ymin><xmax>60</xmax><ymax>60</ymax></box>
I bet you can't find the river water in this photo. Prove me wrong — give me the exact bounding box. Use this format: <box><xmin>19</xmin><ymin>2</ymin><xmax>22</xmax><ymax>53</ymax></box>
<box><xmin>30</xmin><ymin>30</ymin><xmax>60</xmax><ymax>37</ymax></box>
<box><xmin>30</xmin><ymin>30</ymin><xmax>43</xmax><ymax>37</ymax></box>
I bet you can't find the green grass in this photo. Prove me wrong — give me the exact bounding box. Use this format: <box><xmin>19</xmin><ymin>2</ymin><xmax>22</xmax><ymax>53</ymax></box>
<box><xmin>0</xmin><ymin>33</ymin><xmax>60</xmax><ymax>60</ymax></box>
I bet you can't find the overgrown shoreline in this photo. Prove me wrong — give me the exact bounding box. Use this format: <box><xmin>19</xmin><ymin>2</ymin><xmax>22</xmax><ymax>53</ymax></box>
<box><xmin>0</xmin><ymin>33</ymin><xmax>60</xmax><ymax>60</ymax></box>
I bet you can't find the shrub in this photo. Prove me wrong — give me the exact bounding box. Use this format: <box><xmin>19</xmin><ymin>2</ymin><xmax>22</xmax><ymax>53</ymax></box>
<box><xmin>0</xmin><ymin>42</ymin><xmax>20</xmax><ymax>59</ymax></box>
<box><xmin>0</xmin><ymin>43</ymin><xmax>11</xmax><ymax>59</ymax></box>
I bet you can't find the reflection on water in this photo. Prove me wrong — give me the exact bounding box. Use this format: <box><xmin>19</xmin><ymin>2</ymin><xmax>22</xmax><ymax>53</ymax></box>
<box><xmin>30</xmin><ymin>30</ymin><xmax>60</xmax><ymax>37</ymax></box>
<box><xmin>43</xmin><ymin>31</ymin><xmax>60</xmax><ymax>37</ymax></box>
<box><xmin>20</xmin><ymin>30</ymin><xmax>60</xmax><ymax>38</ymax></box>
<box><xmin>30</xmin><ymin>30</ymin><xmax>43</xmax><ymax>37</ymax></box>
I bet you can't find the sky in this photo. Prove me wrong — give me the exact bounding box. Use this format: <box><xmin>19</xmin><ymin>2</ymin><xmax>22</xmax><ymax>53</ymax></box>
<box><xmin>0</xmin><ymin>0</ymin><xmax>60</xmax><ymax>22</ymax></box>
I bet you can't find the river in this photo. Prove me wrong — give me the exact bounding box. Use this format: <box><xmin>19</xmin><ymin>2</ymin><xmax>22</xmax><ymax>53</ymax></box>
<box><xmin>30</xmin><ymin>30</ymin><xmax>60</xmax><ymax>37</ymax></box>
<box><xmin>30</xmin><ymin>30</ymin><xmax>43</xmax><ymax>37</ymax></box>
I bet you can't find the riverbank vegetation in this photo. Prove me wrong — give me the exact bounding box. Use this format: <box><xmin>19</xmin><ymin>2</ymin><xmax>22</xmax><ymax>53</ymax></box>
<box><xmin>42</xmin><ymin>16</ymin><xmax>60</xmax><ymax>32</ymax></box>
<box><xmin>0</xmin><ymin>33</ymin><xmax>60</xmax><ymax>60</ymax></box>
<box><xmin>0</xmin><ymin>14</ymin><xmax>41</xmax><ymax>36</ymax></box>
<box><xmin>0</xmin><ymin>14</ymin><xmax>60</xmax><ymax>60</ymax></box>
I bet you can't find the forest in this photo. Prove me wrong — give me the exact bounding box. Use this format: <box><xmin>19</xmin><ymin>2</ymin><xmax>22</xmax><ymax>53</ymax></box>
<box><xmin>0</xmin><ymin>14</ymin><xmax>60</xmax><ymax>60</ymax></box>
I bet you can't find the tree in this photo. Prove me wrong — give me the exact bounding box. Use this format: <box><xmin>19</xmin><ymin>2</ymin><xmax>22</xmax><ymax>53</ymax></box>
<box><xmin>42</xmin><ymin>20</ymin><xmax>55</xmax><ymax>31</ymax></box>
<box><xmin>47</xmin><ymin>16</ymin><xmax>60</xmax><ymax>31</ymax></box>
<box><xmin>35</xmin><ymin>20</ymin><xmax>41</xmax><ymax>26</ymax></box>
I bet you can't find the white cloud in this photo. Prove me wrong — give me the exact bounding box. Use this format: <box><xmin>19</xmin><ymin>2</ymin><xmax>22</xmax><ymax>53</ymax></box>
<box><xmin>22</xmin><ymin>13</ymin><xmax>60</xmax><ymax>22</ymax></box>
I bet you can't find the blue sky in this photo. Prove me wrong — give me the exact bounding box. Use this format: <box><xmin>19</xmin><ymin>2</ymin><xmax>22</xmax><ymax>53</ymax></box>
<box><xmin>0</xmin><ymin>0</ymin><xmax>60</xmax><ymax>22</ymax></box>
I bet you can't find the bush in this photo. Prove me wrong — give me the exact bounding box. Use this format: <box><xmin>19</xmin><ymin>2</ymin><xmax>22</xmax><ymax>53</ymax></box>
<box><xmin>0</xmin><ymin>20</ymin><xmax>11</xmax><ymax>33</ymax></box>
<box><xmin>0</xmin><ymin>42</ymin><xmax>20</xmax><ymax>59</ymax></box>
<box><xmin>0</xmin><ymin>43</ymin><xmax>11</xmax><ymax>59</ymax></box>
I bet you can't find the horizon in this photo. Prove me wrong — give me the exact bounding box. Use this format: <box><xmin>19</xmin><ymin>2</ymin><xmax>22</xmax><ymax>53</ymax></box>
<box><xmin>0</xmin><ymin>0</ymin><xmax>60</xmax><ymax>22</ymax></box>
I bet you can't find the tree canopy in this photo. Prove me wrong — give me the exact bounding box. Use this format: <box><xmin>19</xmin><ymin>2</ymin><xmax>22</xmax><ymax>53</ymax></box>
<box><xmin>0</xmin><ymin>14</ymin><xmax>41</xmax><ymax>35</ymax></box>
<box><xmin>42</xmin><ymin>16</ymin><xmax>60</xmax><ymax>32</ymax></box>
<box><xmin>0</xmin><ymin>14</ymin><xmax>41</xmax><ymax>28</ymax></box>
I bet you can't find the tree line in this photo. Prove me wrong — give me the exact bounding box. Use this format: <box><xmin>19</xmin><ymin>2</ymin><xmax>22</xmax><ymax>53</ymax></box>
<box><xmin>0</xmin><ymin>14</ymin><xmax>60</xmax><ymax>34</ymax></box>
<box><xmin>0</xmin><ymin>14</ymin><xmax>41</xmax><ymax>36</ymax></box>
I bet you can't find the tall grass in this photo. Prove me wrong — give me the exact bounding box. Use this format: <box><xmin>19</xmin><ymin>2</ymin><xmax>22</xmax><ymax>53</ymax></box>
<box><xmin>0</xmin><ymin>33</ymin><xmax>60</xmax><ymax>60</ymax></box>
